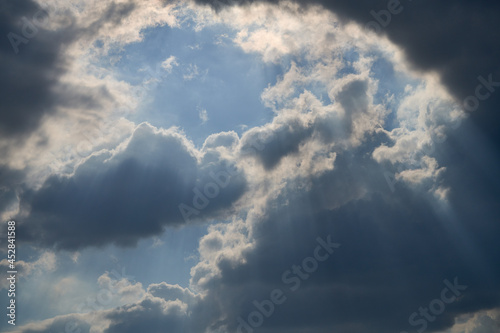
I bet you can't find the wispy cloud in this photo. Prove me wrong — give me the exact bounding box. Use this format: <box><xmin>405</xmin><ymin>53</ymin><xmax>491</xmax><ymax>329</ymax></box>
<box><xmin>161</xmin><ymin>55</ymin><xmax>178</xmax><ymax>73</ymax></box>
<box><xmin>199</xmin><ymin>108</ymin><xmax>209</xmax><ymax>123</ymax></box>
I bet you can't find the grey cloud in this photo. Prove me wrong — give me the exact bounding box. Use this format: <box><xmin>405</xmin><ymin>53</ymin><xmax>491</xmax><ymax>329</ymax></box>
<box><xmin>315</xmin><ymin>79</ymin><xmax>372</xmax><ymax>144</ymax></box>
<box><xmin>16</xmin><ymin>123</ymin><xmax>247</xmax><ymax>250</ymax></box>
<box><xmin>182</xmin><ymin>118</ymin><xmax>500</xmax><ymax>333</ymax></box>
<box><xmin>239</xmin><ymin>78</ymin><xmax>377</xmax><ymax>171</ymax></box>
<box><xmin>462</xmin><ymin>310</ymin><xmax>500</xmax><ymax>333</ymax></box>
<box><xmin>0</xmin><ymin>166</ymin><xmax>25</xmax><ymax>215</ymax></box>
<box><xmin>0</xmin><ymin>0</ymin><xmax>66</xmax><ymax>138</ymax></box>
<box><xmin>81</xmin><ymin>1</ymin><xmax>135</xmax><ymax>39</ymax></box>
<box><xmin>240</xmin><ymin>118</ymin><xmax>312</xmax><ymax>170</ymax></box>
<box><xmin>194</xmin><ymin>169</ymin><xmax>499</xmax><ymax>333</ymax></box>
<box><xmin>104</xmin><ymin>296</ymin><xmax>189</xmax><ymax>333</ymax></box>
<box><xmin>0</xmin><ymin>0</ymin><xmax>135</xmax><ymax>142</ymax></box>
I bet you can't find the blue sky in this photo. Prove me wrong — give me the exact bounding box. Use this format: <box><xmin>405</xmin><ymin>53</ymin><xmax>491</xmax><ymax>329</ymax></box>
<box><xmin>112</xmin><ymin>20</ymin><xmax>283</xmax><ymax>145</ymax></box>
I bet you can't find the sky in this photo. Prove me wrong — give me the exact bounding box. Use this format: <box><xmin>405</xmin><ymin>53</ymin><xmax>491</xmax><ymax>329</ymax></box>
<box><xmin>0</xmin><ymin>0</ymin><xmax>499</xmax><ymax>332</ymax></box>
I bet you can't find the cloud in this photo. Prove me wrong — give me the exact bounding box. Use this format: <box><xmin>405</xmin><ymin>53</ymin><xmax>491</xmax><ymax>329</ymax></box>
<box><xmin>202</xmin><ymin>131</ymin><xmax>239</xmax><ymax>150</ymax></box>
<box><xmin>9</xmin><ymin>0</ymin><xmax>465</xmax><ymax>266</ymax></box>
<box><xmin>147</xmin><ymin>282</ymin><xmax>199</xmax><ymax>305</ymax></box>
<box><xmin>0</xmin><ymin>0</ymin><xmax>182</xmax><ymax>194</ymax></box>
<box><xmin>11</xmin><ymin>314</ymin><xmax>93</xmax><ymax>333</ymax></box>
<box><xmin>161</xmin><ymin>55</ymin><xmax>179</xmax><ymax>73</ymax></box>
<box><xmin>446</xmin><ymin>309</ymin><xmax>500</xmax><ymax>333</ymax></box>
<box><xmin>15</xmin><ymin>123</ymin><xmax>247</xmax><ymax>250</ymax></box>
<box><xmin>97</xmin><ymin>271</ymin><xmax>145</xmax><ymax>305</ymax></box>
<box><xmin>183</xmin><ymin>64</ymin><xmax>208</xmax><ymax>81</ymax></box>
<box><xmin>191</xmin><ymin>185</ymin><xmax>498</xmax><ymax>333</ymax></box>
<box><xmin>4</xmin><ymin>2</ymin><xmax>500</xmax><ymax>333</ymax></box>
<box><xmin>3</xmin><ymin>0</ymin><xmax>461</xmax><ymax>253</ymax></box>
<box><xmin>199</xmin><ymin>108</ymin><xmax>209</xmax><ymax>123</ymax></box>
<box><xmin>0</xmin><ymin>252</ymin><xmax>56</xmax><ymax>290</ymax></box>
<box><xmin>0</xmin><ymin>0</ymin><xmax>69</xmax><ymax>139</ymax></box>
<box><xmin>103</xmin><ymin>296</ymin><xmax>190</xmax><ymax>333</ymax></box>
<box><xmin>0</xmin><ymin>0</ymin><xmax>138</xmax><ymax>142</ymax></box>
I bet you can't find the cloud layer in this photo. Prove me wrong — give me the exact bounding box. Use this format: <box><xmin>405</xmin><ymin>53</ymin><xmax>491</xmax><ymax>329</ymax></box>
<box><xmin>2</xmin><ymin>1</ymin><xmax>500</xmax><ymax>333</ymax></box>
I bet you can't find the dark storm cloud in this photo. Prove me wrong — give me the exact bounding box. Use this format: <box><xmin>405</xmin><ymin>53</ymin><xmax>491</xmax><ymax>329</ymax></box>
<box><xmin>0</xmin><ymin>0</ymin><xmax>66</xmax><ymax>138</ymax></box>
<box><xmin>195</xmin><ymin>0</ymin><xmax>500</xmax><ymax>144</ymax></box>
<box><xmin>189</xmin><ymin>139</ymin><xmax>500</xmax><ymax>333</ymax></box>
<box><xmin>0</xmin><ymin>0</ymin><xmax>135</xmax><ymax>140</ymax></box>
<box><xmin>16</xmin><ymin>124</ymin><xmax>247</xmax><ymax>250</ymax></box>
